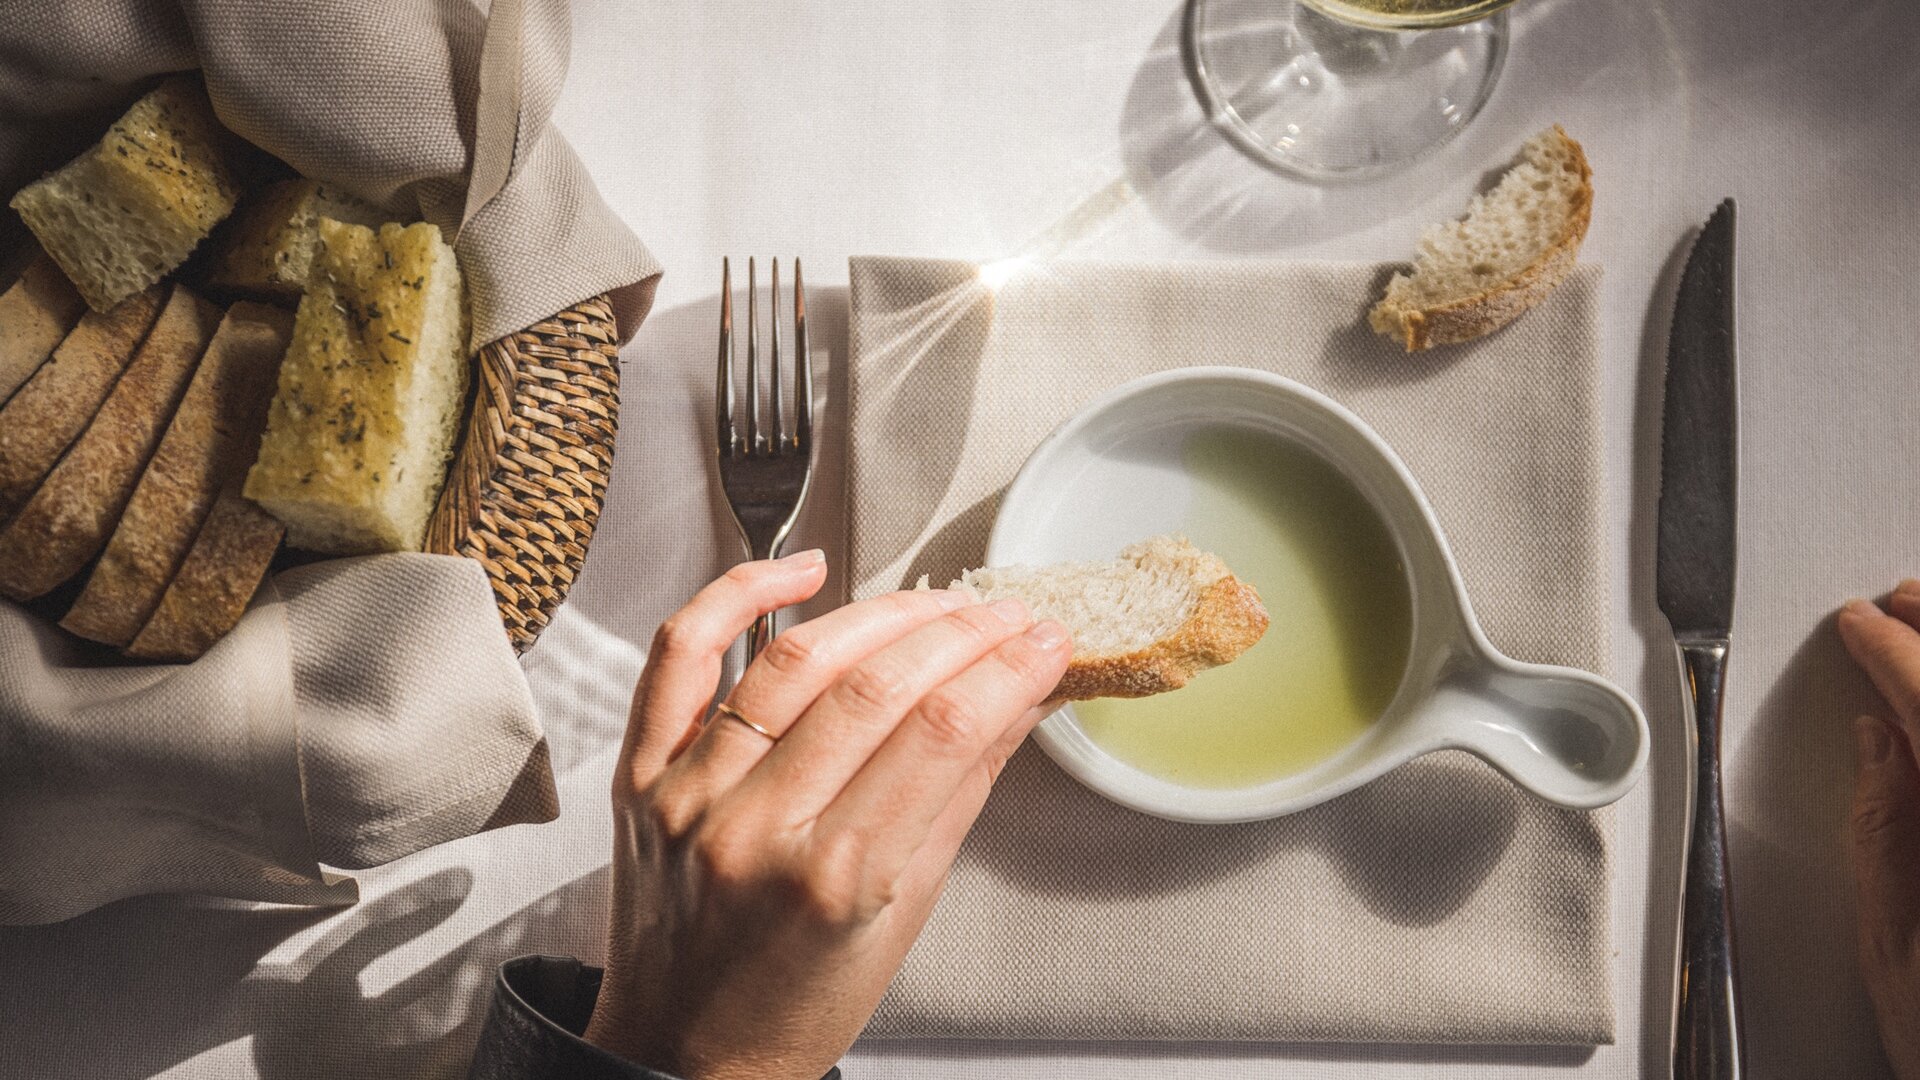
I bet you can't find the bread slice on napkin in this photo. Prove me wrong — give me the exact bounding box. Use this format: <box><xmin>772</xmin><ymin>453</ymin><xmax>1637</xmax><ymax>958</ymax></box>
<box><xmin>63</xmin><ymin>302</ymin><xmax>293</xmax><ymax>645</ymax></box>
<box><xmin>206</xmin><ymin>178</ymin><xmax>386</xmax><ymax>300</ymax></box>
<box><xmin>10</xmin><ymin>77</ymin><xmax>243</xmax><ymax>313</ymax></box>
<box><xmin>244</xmin><ymin>219</ymin><xmax>469</xmax><ymax>554</ymax></box>
<box><xmin>1368</xmin><ymin>125</ymin><xmax>1592</xmax><ymax>352</ymax></box>
<box><xmin>0</xmin><ymin>285</ymin><xmax>222</xmax><ymax>601</ymax></box>
<box><xmin>0</xmin><ymin>286</ymin><xmax>165</xmax><ymax>520</ymax></box>
<box><xmin>125</xmin><ymin>488</ymin><xmax>283</xmax><ymax>662</ymax></box>
<box><xmin>924</xmin><ymin>535</ymin><xmax>1270</xmax><ymax>701</ymax></box>
<box><xmin>0</xmin><ymin>250</ymin><xmax>87</xmax><ymax>405</ymax></box>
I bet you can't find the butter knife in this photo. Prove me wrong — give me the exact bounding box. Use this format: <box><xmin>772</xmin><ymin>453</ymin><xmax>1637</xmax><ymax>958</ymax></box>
<box><xmin>1656</xmin><ymin>198</ymin><xmax>1745</xmax><ymax>1079</ymax></box>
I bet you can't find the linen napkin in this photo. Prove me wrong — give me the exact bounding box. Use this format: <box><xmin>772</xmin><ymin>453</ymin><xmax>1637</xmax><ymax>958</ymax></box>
<box><xmin>847</xmin><ymin>258</ymin><xmax>1615</xmax><ymax>1043</ymax></box>
<box><xmin>0</xmin><ymin>0</ymin><xmax>656</xmax><ymax>923</ymax></box>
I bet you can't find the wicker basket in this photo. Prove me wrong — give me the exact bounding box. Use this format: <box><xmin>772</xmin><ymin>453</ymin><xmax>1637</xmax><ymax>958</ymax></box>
<box><xmin>425</xmin><ymin>294</ymin><xmax>620</xmax><ymax>652</ymax></box>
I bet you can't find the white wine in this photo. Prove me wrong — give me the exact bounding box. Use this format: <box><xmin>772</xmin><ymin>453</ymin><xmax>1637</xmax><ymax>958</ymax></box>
<box><xmin>1300</xmin><ymin>0</ymin><xmax>1516</xmax><ymax>30</ymax></box>
<box><xmin>1074</xmin><ymin>429</ymin><xmax>1413</xmax><ymax>790</ymax></box>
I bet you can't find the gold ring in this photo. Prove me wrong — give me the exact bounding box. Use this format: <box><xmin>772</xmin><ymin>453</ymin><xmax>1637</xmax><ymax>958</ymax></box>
<box><xmin>712</xmin><ymin>701</ymin><xmax>778</xmax><ymax>742</ymax></box>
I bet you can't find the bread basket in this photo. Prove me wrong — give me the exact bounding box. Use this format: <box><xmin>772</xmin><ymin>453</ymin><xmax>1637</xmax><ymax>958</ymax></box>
<box><xmin>426</xmin><ymin>293</ymin><xmax>619</xmax><ymax>652</ymax></box>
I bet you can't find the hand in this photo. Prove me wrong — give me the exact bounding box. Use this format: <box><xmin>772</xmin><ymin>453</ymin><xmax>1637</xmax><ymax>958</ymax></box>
<box><xmin>583</xmin><ymin>551</ymin><xmax>1070</xmax><ymax>1080</ymax></box>
<box><xmin>1836</xmin><ymin>585</ymin><xmax>1920</xmax><ymax>1080</ymax></box>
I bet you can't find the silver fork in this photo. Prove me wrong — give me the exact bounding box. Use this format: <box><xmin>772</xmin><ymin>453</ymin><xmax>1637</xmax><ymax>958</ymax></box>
<box><xmin>716</xmin><ymin>256</ymin><xmax>815</xmax><ymax>662</ymax></box>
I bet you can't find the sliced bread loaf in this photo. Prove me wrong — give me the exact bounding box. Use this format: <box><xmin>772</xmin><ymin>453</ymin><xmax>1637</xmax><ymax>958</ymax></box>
<box><xmin>10</xmin><ymin>77</ymin><xmax>243</xmax><ymax>313</ymax></box>
<box><xmin>926</xmin><ymin>535</ymin><xmax>1270</xmax><ymax>701</ymax></box>
<box><xmin>124</xmin><ymin>488</ymin><xmax>283</xmax><ymax>662</ymax></box>
<box><xmin>205</xmin><ymin>178</ymin><xmax>386</xmax><ymax>300</ymax></box>
<box><xmin>1368</xmin><ymin>125</ymin><xmax>1593</xmax><ymax>352</ymax></box>
<box><xmin>243</xmin><ymin>220</ymin><xmax>469</xmax><ymax>554</ymax></box>
<box><xmin>0</xmin><ymin>285</ymin><xmax>222</xmax><ymax>601</ymax></box>
<box><xmin>0</xmin><ymin>250</ymin><xmax>87</xmax><ymax>405</ymax></box>
<box><xmin>0</xmin><ymin>286</ymin><xmax>164</xmax><ymax>520</ymax></box>
<box><xmin>64</xmin><ymin>302</ymin><xmax>293</xmax><ymax>645</ymax></box>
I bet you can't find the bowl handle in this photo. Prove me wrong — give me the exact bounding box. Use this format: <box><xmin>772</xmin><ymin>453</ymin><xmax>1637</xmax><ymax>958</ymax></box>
<box><xmin>1407</xmin><ymin>659</ymin><xmax>1650</xmax><ymax>809</ymax></box>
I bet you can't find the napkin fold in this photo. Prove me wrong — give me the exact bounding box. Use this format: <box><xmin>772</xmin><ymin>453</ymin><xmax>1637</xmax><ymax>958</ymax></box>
<box><xmin>0</xmin><ymin>555</ymin><xmax>557</xmax><ymax>926</ymax></box>
<box><xmin>847</xmin><ymin>258</ymin><xmax>1615</xmax><ymax>1043</ymax></box>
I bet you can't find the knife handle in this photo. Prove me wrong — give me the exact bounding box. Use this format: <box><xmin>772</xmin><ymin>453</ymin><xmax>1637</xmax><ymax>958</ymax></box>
<box><xmin>1673</xmin><ymin>639</ymin><xmax>1745</xmax><ymax>1080</ymax></box>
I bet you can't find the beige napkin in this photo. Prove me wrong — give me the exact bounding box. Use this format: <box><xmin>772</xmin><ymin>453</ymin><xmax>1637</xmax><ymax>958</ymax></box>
<box><xmin>0</xmin><ymin>0</ymin><xmax>654</xmax><ymax>923</ymax></box>
<box><xmin>847</xmin><ymin>258</ymin><xmax>1615</xmax><ymax>1043</ymax></box>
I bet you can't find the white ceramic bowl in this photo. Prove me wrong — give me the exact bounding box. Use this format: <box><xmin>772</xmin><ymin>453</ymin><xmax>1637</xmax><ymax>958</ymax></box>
<box><xmin>989</xmin><ymin>368</ymin><xmax>1649</xmax><ymax>823</ymax></box>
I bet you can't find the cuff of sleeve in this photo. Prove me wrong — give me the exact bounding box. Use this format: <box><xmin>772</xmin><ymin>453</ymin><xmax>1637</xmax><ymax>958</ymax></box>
<box><xmin>467</xmin><ymin>955</ymin><xmax>842</xmax><ymax>1080</ymax></box>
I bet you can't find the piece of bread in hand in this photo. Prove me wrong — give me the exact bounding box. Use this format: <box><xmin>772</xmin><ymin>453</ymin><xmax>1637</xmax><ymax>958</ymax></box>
<box><xmin>243</xmin><ymin>220</ymin><xmax>469</xmax><ymax>554</ymax></box>
<box><xmin>923</xmin><ymin>535</ymin><xmax>1270</xmax><ymax>701</ymax></box>
<box><xmin>1368</xmin><ymin>125</ymin><xmax>1593</xmax><ymax>352</ymax></box>
<box><xmin>205</xmin><ymin>178</ymin><xmax>386</xmax><ymax>299</ymax></box>
<box><xmin>0</xmin><ymin>285</ymin><xmax>221</xmax><ymax>601</ymax></box>
<box><xmin>0</xmin><ymin>250</ymin><xmax>87</xmax><ymax>405</ymax></box>
<box><xmin>10</xmin><ymin>77</ymin><xmax>243</xmax><ymax>313</ymax></box>
<box><xmin>0</xmin><ymin>287</ymin><xmax>164</xmax><ymax>520</ymax></box>
<box><xmin>64</xmin><ymin>302</ymin><xmax>293</xmax><ymax>646</ymax></box>
<box><xmin>124</xmin><ymin>488</ymin><xmax>283</xmax><ymax>662</ymax></box>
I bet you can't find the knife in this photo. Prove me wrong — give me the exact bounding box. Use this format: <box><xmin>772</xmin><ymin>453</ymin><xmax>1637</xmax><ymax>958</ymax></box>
<box><xmin>1656</xmin><ymin>197</ymin><xmax>1745</xmax><ymax>1080</ymax></box>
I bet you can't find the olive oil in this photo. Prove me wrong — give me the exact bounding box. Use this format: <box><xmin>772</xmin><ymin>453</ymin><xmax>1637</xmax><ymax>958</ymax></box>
<box><xmin>1074</xmin><ymin>429</ymin><xmax>1412</xmax><ymax>789</ymax></box>
<box><xmin>1300</xmin><ymin>0</ymin><xmax>1516</xmax><ymax>31</ymax></box>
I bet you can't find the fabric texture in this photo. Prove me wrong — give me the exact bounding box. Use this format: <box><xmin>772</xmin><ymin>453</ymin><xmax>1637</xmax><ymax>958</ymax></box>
<box><xmin>467</xmin><ymin>956</ymin><xmax>847</xmax><ymax>1080</ymax></box>
<box><xmin>0</xmin><ymin>0</ymin><xmax>650</xmax><ymax>923</ymax></box>
<box><xmin>0</xmin><ymin>555</ymin><xmax>557</xmax><ymax>925</ymax></box>
<box><xmin>846</xmin><ymin>258</ymin><xmax>1615</xmax><ymax>1044</ymax></box>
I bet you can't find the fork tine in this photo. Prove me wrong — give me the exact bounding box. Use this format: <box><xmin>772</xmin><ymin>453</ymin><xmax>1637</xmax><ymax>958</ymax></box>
<box><xmin>746</xmin><ymin>257</ymin><xmax>760</xmax><ymax>453</ymax></box>
<box><xmin>717</xmin><ymin>257</ymin><xmax>735</xmax><ymax>456</ymax></box>
<box><xmin>794</xmin><ymin>258</ymin><xmax>813</xmax><ymax>451</ymax></box>
<box><xmin>770</xmin><ymin>258</ymin><xmax>785</xmax><ymax>450</ymax></box>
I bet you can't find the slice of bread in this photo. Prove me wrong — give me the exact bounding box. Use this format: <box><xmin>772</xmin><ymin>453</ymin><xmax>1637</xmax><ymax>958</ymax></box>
<box><xmin>0</xmin><ymin>286</ymin><xmax>222</xmax><ymax>601</ymax></box>
<box><xmin>205</xmin><ymin>178</ymin><xmax>386</xmax><ymax>300</ymax></box>
<box><xmin>0</xmin><ymin>250</ymin><xmax>87</xmax><ymax>405</ymax></box>
<box><xmin>1368</xmin><ymin>125</ymin><xmax>1593</xmax><ymax>352</ymax></box>
<box><xmin>925</xmin><ymin>535</ymin><xmax>1270</xmax><ymax>701</ymax></box>
<box><xmin>63</xmin><ymin>302</ymin><xmax>293</xmax><ymax>645</ymax></box>
<box><xmin>243</xmin><ymin>220</ymin><xmax>469</xmax><ymax>554</ymax></box>
<box><xmin>124</xmin><ymin>488</ymin><xmax>283</xmax><ymax>662</ymax></box>
<box><xmin>10</xmin><ymin>77</ymin><xmax>243</xmax><ymax>313</ymax></box>
<box><xmin>0</xmin><ymin>287</ymin><xmax>164</xmax><ymax>520</ymax></box>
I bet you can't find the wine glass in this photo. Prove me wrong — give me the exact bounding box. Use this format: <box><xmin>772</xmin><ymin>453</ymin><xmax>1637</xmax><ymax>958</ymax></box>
<box><xmin>1184</xmin><ymin>0</ymin><xmax>1515</xmax><ymax>180</ymax></box>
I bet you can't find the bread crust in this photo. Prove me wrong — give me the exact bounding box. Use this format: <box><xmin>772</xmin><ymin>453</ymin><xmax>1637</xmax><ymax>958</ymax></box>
<box><xmin>0</xmin><ymin>286</ymin><xmax>219</xmax><ymax>601</ymax></box>
<box><xmin>124</xmin><ymin>490</ymin><xmax>283</xmax><ymax>662</ymax></box>
<box><xmin>1378</xmin><ymin>126</ymin><xmax>1593</xmax><ymax>352</ymax></box>
<box><xmin>0</xmin><ymin>287</ymin><xmax>164</xmax><ymax>520</ymax></box>
<box><xmin>0</xmin><ymin>251</ymin><xmax>86</xmax><ymax>405</ymax></box>
<box><xmin>1050</xmin><ymin>576</ymin><xmax>1270</xmax><ymax>701</ymax></box>
<box><xmin>63</xmin><ymin>302</ymin><xmax>292</xmax><ymax>645</ymax></box>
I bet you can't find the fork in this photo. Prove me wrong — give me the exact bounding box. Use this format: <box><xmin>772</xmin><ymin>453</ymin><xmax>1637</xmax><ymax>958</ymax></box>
<box><xmin>716</xmin><ymin>256</ymin><xmax>815</xmax><ymax>662</ymax></box>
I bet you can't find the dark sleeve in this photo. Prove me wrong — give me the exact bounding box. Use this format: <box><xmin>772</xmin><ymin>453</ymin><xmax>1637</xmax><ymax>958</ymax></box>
<box><xmin>467</xmin><ymin>955</ymin><xmax>843</xmax><ymax>1080</ymax></box>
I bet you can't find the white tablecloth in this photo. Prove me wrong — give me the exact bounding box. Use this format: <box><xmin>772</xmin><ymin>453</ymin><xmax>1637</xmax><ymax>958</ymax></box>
<box><xmin>2</xmin><ymin>0</ymin><xmax>1916</xmax><ymax>1076</ymax></box>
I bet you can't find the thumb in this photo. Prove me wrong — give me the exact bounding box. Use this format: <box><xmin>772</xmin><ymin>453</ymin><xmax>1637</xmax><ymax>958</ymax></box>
<box><xmin>1850</xmin><ymin>716</ymin><xmax>1920</xmax><ymax>959</ymax></box>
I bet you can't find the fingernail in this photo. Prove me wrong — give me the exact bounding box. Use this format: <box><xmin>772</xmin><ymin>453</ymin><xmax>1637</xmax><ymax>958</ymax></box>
<box><xmin>1025</xmin><ymin>620</ymin><xmax>1069</xmax><ymax>650</ymax></box>
<box><xmin>779</xmin><ymin>548</ymin><xmax>825</xmax><ymax>567</ymax></box>
<box><xmin>933</xmin><ymin>589</ymin><xmax>971</xmax><ymax>611</ymax></box>
<box><xmin>988</xmin><ymin>597</ymin><xmax>1031</xmax><ymax>625</ymax></box>
<box><xmin>1856</xmin><ymin>716</ymin><xmax>1894</xmax><ymax>766</ymax></box>
<box><xmin>1843</xmin><ymin>598</ymin><xmax>1881</xmax><ymax>621</ymax></box>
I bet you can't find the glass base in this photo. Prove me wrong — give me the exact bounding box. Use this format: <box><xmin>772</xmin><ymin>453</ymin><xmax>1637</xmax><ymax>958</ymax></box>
<box><xmin>1184</xmin><ymin>0</ymin><xmax>1508</xmax><ymax>181</ymax></box>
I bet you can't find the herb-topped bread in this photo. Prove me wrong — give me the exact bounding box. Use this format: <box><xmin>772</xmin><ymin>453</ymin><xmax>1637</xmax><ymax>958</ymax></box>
<box><xmin>924</xmin><ymin>536</ymin><xmax>1271</xmax><ymax>700</ymax></box>
<box><xmin>243</xmin><ymin>219</ymin><xmax>469</xmax><ymax>554</ymax></box>
<box><xmin>206</xmin><ymin>178</ymin><xmax>385</xmax><ymax>299</ymax></box>
<box><xmin>10</xmin><ymin>78</ymin><xmax>243</xmax><ymax>313</ymax></box>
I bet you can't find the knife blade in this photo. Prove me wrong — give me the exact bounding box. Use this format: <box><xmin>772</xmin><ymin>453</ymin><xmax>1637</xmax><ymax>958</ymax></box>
<box><xmin>1658</xmin><ymin>198</ymin><xmax>1745</xmax><ymax>1080</ymax></box>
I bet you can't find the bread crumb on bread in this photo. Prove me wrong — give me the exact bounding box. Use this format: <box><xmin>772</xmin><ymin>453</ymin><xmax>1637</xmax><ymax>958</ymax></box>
<box><xmin>1368</xmin><ymin>125</ymin><xmax>1592</xmax><ymax>352</ymax></box>
<box><xmin>10</xmin><ymin>78</ymin><xmax>242</xmax><ymax>313</ymax></box>
<box><xmin>927</xmin><ymin>536</ymin><xmax>1270</xmax><ymax>700</ymax></box>
<box><xmin>243</xmin><ymin>220</ymin><xmax>469</xmax><ymax>554</ymax></box>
